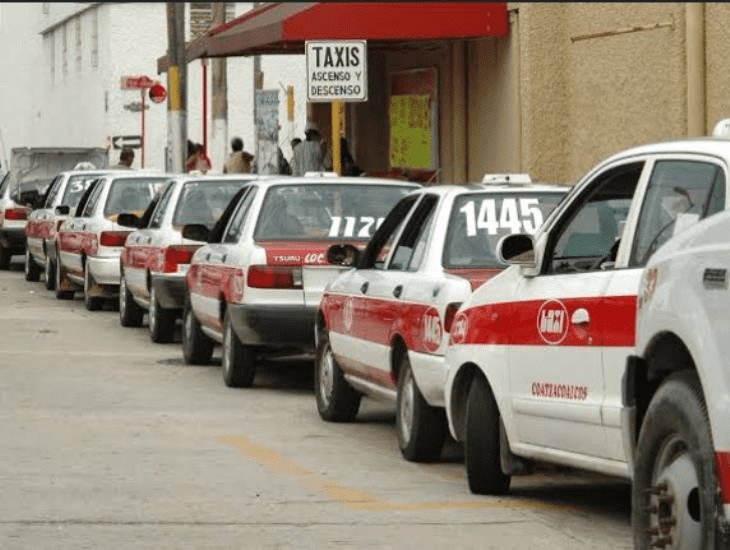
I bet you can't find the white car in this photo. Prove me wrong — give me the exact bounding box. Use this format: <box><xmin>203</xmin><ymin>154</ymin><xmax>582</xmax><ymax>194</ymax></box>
<box><xmin>182</xmin><ymin>175</ymin><xmax>419</xmax><ymax>388</ymax></box>
<box><xmin>316</xmin><ymin>177</ymin><xmax>568</xmax><ymax>462</ymax></box>
<box><xmin>55</xmin><ymin>172</ymin><xmax>171</xmax><ymax>309</ymax></box>
<box><xmin>24</xmin><ymin>169</ymin><xmax>125</xmax><ymax>287</ymax></box>
<box><xmin>0</xmin><ymin>171</ymin><xmax>32</xmax><ymax>269</ymax></box>
<box><xmin>118</xmin><ymin>174</ymin><xmax>256</xmax><ymax>342</ymax></box>
<box><xmin>444</xmin><ymin>130</ymin><xmax>729</xmax><ymax>506</ymax></box>
<box><xmin>632</xmin><ymin>209</ymin><xmax>730</xmax><ymax>549</ymax></box>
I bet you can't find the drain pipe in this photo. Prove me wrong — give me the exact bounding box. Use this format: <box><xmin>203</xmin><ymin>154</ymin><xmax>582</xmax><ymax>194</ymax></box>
<box><xmin>686</xmin><ymin>2</ymin><xmax>706</xmax><ymax>137</ymax></box>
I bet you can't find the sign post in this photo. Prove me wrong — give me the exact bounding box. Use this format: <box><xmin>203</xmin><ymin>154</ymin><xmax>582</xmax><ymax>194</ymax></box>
<box><xmin>121</xmin><ymin>75</ymin><xmax>161</xmax><ymax>168</ymax></box>
<box><xmin>305</xmin><ymin>40</ymin><xmax>367</xmax><ymax>175</ymax></box>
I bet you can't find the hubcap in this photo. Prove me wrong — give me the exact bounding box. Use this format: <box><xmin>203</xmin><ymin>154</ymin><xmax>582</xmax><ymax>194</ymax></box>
<box><xmin>318</xmin><ymin>343</ymin><xmax>334</xmax><ymax>407</ymax></box>
<box><xmin>399</xmin><ymin>369</ymin><xmax>415</xmax><ymax>444</ymax></box>
<box><xmin>222</xmin><ymin>322</ymin><xmax>232</xmax><ymax>372</ymax></box>
<box><xmin>45</xmin><ymin>257</ymin><xmax>51</xmax><ymax>281</ymax></box>
<box><xmin>645</xmin><ymin>435</ymin><xmax>702</xmax><ymax>549</ymax></box>
<box><xmin>25</xmin><ymin>250</ymin><xmax>30</xmax><ymax>275</ymax></box>
<box><xmin>149</xmin><ymin>288</ymin><xmax>157</xmax><ymax>332</ymax></box>
<box><xmin>184</xmin><ymin>308</ymin><xmax>193</xmax><ymax>341</ymax></box>
<box><xmin>119</xmin><ymin>277</ymin><xmax>127</xmax><ymax>317</ymax></box>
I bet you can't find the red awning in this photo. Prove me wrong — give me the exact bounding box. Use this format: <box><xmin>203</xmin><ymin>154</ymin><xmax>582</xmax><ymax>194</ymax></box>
<box><xmin>158</xmin><ymin>2</ymin><xmax>508</xmax><ymax>73</ymax></box>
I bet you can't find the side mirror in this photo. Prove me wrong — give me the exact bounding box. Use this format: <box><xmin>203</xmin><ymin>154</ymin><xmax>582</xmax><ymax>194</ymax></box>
<box><xmin>55</xmin><ymin>205</ymin><xmax>71</xmax><ymax>216</ymax></box>
<box><xmin>498</xmin><ymin>234</ymin><xmax>536</xmax><ymax>267</ymax></box>
<box><xmin>116</xmin><ymin>212</ymin><xmax>140</xmax><ymax>228</ymax></box>
<box><xmin>181</xmin><ymin>223</ymin><xmax>210</xmax><ymax>242</ymax></box>
<box><xmin>326</xmin><ymin>243</ymin><xmax>361</xmax><ymax>267</ymax></box>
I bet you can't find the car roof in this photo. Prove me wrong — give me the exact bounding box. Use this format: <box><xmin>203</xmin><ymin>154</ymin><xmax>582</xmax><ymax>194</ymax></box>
<box><xmin>251</xmin><ymin>176</ymin><xmax>421</xmax><ymax>188</ymax></box>
<box><xmin>167</xmin><ymin>173</ymin><xmax>267</xmax><ymax>184</ymax></box>
<box><xmin>600</xmin><ymin>137</ymin><xmax>730</xmax><ymax>166</ymax></box>
<box><xmin>402</xmin><ymin>182</ymin><xmax>571</xmax><ymax>197</ymax></box>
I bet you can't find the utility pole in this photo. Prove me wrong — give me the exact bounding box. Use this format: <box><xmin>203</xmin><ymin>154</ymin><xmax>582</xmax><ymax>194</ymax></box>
<box><xmin>211</xmin><ymin>3</ymin><xmax>228</xmax><ymax>171</ymax></box>
<box><xmin>166</xmin><ymin>2</ymin><xmax>187</xmax><ymax>172</ymax></box>
<box><xmin>253</xmin><ymin>1</ymin><xmax>262</xmax><ymax>173</ymax></box>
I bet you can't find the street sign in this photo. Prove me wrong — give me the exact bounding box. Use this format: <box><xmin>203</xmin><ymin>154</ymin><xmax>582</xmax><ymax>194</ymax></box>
<box><xmin>305</xmin><ymin>40</ymin><xmax>367</xmax><ymax>103</ymax></box>
<box><xmin>148</xmin><ymin>83</ymin><xmax>167</xmax><ymax>103</ymax></box>
<box><xmin>123</xmin><ymin>102</ymin><xmax>150</xmax><ymax>113</ymax></box>
<box><xmin>120</xmin><ymin>75</ymin><xmax>155</xmax><ymax>90</ymax></box>
<box><xmin>112</xmin><ymin>135</ymin><xmax>142</xmax><ymax>150</ymax></box>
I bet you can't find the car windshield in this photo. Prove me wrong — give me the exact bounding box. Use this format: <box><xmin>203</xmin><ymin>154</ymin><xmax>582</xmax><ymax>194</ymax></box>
<box><xmin>444</xmin><ymin>191</ymin><xmax>566</xmax><ymax>268</ymax></box>
<box><xmin>61</xmin><ymin>174</ymin><xmax>104</xmax><ymax>208</ymax></box>
<box><xmin>173</xmin><ymin>179</ymin><xmax>252</xmax><ymax>229</ymax></box>
<box><xmin>254</xmin><ymin>183</ymin><xmax>416</xmax><ymax>241</ymax></box>
<box><xmin>104</xmin><ymin>177</ymin><xmax>168</xmax><ymax>217</ymax></box>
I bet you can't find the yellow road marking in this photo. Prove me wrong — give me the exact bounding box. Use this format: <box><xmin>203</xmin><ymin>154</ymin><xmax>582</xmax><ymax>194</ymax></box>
<box><xmin>217</xmin><ymin>435</ymin><xmax>572</xmax><ymax>513</ymax></box>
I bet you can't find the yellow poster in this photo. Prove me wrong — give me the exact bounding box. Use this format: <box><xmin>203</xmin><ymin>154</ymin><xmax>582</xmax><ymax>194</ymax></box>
<box><xmin>389</xmin><ymin>94</ymin><xmax>431</xmax><ymax>170</ymax></box>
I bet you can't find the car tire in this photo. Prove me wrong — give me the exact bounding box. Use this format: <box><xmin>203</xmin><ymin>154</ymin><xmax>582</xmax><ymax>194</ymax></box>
<box><xmin>221</xmin><ymin>312</ymin><xmax>256</xmax><ymax>388</ymax></box>
<box><xmin>632</xmin><ymin>370</ymin><xmax>724</xmax><ymax>550</ymax></box>
<box><xmin>0</xmin><ymin>246</ymin><xmax>11</xmax><ymax>270</ymax></box>
<box><xmin>83</xmin><ymin>266</ymin><xmax>104</xmax><ymax>311</ymax></box>
<box><xmin>44</xmin><ymin>256</ymin><xmax>56</xmax><ymax>290</ymax></box>
<box><xmin>182</xmin><ymin>297</ymin><xmax>213</xmax><ymax>365</ymax></box>
<box><xmin>465</xmin><ymin>375</ymin><xmax>511</xmax><ymax>495</ymax></box>
<box><xmin>54</xmin><ymin>258</ymin><xmax>74</xmax><ymax>300</ymax></box>
<box><xmin>119</xmin><ymin>274</ymin><xmax>143</xmax><ymax>327</ymax></box>
<box><xmin>396</xmin><ymin>354</ymin><xmax>447</xmax><ymax>462</ymax></box>
<box><xmin>24</xmin><ymin>249</ymin><xmax>41</xmax><ymax>282</ymax></box>
<box><xmin>148</xmin><ymin>286</ymin><xmax>176</xmax><ymax>343</ymax></box>
<box><xmin>315</xmin><ymin>327</ymin><xmax>361</xmax><ymax>422</ymax></box>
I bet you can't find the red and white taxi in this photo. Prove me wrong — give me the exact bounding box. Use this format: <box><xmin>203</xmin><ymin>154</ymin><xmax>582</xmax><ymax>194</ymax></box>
<box><xmin>118</xmin><ymin>174</ymin><xmax>256</xmax><ymax>343</ymax></box>
<box><xmin>181</xmin><ymin>176</ymin><xmax>418</xmax><ymax>389</ymax></box>
<box><xmin>55</xmin><ymin>172</ymin><xmax>170</xmax><ymax>309</ymax></box>
<box><xmin>24</xmin><ymin>169</ymin><xmax>123</xmax><ymax>288</ymax></box>
<box><xmin>315</xmin><ymin>177</ymin><xmax>568</xmax><ymax>462</ymax></box>
<box><xmin>0</xmin><ymin>171</ymin><xmax>32</xmax><ymax>269</ymax></box>
<box><xmin>444</xmin><ymin>131</ymin><xmax>730</xmax><ymax>498</ymax></box>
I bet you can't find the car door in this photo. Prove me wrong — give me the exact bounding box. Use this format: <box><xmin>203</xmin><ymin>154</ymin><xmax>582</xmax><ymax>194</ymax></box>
<box><xmin>27</xmin><ymin>174</ymin><xmax>63</xmax><ymax>258</ymax></box>
<box><xmin>59</xmin><ymin>179</ymin><xmax>104</xmax><ymax>275</ymax></box>
<box><xmin>506</xmin><ymin>160</ymin><xmax>647</xmax><ymax>459</ymax></box>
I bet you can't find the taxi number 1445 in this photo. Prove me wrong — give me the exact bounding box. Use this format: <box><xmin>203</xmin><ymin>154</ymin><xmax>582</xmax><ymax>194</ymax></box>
<box><xmin>459</xmin><ymin>198</ymin><xmax>544</xmax><ymax>237</ymax></box>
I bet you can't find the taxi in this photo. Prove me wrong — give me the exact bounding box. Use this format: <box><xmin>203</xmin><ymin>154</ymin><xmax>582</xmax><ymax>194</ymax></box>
<box><xmin>632</xmin><ymin>208</ymin><xmax>730</xmax><ymax>549</ymax></box>
<box><xmin>24</xmin><ymin>169</ymin><xmax>123</xmax><ymax>288</ymax></box>
<box><xmin>444</xmin><ymin>124</ymin><xmax>730</xmax><ymax>498</ymax></box>
<box><xmin>0</xmin><ymin>170</ymin><xmax>32</xmax><ymax>270</ymax></box>
<box><xmin>315</xmin><ymin>176</ymin><xmax>568</xmax><ymax>462</ymax></box>
<box><xmin>181</xmin><ymin>175</ymin><xmax>419</xmax><ymax>389</ymax></box>
<box><xmin>55</xmin><ymin>172</ymin><xmax>170</xmax><ymax>309</ymax></box>
<box><xmin>118</xmin><ymin>174</ymin><xmax>256</xmax><ymax>343</ymax></box>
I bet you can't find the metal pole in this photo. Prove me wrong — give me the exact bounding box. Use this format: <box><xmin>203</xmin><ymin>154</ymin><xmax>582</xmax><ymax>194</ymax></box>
<box><xmin>140</xmin><ymin>89</ymin><xmax>146</xmax><ymax>168</ymax></box>
<box><xmin>211</xmin><ymin>2</ymin><xmax>228</xmax><ymax>171</ymax></box>
<box><xmin>166</xmin><ymin>2</ymin><xmax>187</xmax><ymax>172</ymax></box>
<box><xmin>202</xmin><ymin>59</ymin><xmax>208</xmax><ymax>157</ymax></box>
<box><xmin>332</xmin><ymin>101</ymin><xmax>345</xmax><ymax>174</ymax></box>
<box><xmin>253</xmin><ymin>1</ymin><xmax>261</xmax><ymax>174</ymax></box>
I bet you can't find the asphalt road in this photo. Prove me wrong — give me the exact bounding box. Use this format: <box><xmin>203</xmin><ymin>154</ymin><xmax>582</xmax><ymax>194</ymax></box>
<box><xmin>0</xmin><ymin>261</ymin><xmax>633</xmax><ymax>549</ymax></box>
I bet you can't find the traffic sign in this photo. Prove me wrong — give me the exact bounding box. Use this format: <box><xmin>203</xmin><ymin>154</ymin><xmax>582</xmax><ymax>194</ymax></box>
<box><xmin>121</xmin><ymin>75</ymin><xmax>155</xmax><ymax>90</ymax></box>
<box><xmin>148</xmin><ymin>83</ymin><xmax>167</xmax><ymax>103</ymax></box>
<box><xmin>112</xmin><ymin>135</ymin><xmax>142</xmax><ymax>150</ymax></box>
<box><xmin>306</xmin><ymin>40</ymin><xmax>367</xmax><ymax>103</ymax></box>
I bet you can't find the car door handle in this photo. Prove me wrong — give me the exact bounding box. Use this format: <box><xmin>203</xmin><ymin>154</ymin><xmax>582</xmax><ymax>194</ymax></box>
<box><xmin>145</xmin><ymin>237</ymin><xmax>152</xmax><ymax>244</ymax></box>
<box><xmin>360</xmin><ymin>281</ymin><xmax>369</xmax><ymax>294</ymax></box>
<box><xmin>81</xmin><ymin>224</ymin><xmax>87</xmax><ymax>230</ymax></box>
<box><xmin>571</xmin><ymin>308</ymin><xmax>590</xmax><ymax>326</ymax></box>
<box><xmin>205</xmin><ymin>253</ymin><xmax>211</xmax><ymax>262</ymax></box>
<box><xmin>392</xmin><ymin>285</ymin><xmax>403</xmax><ymax>298</ymax></box>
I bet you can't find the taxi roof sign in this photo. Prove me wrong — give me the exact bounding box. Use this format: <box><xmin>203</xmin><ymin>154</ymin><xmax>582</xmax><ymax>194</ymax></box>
<box><xmin>304</xmin><ymin>171</ymin><xmax>338</xmax><ymax>178</ymax></box>
<box><xmin>481</xmin><ymin>173</ymin><xmax>532</xmax><ymax>185</ymax></box>
<box><xmin>713</xmin><ymin>118</ymin><xmax>730</xmax><ymax>138</ymax></box>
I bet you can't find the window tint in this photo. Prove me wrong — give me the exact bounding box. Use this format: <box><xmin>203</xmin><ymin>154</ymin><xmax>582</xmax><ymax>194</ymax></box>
<box><xmin>81</xmin><ymin>180</ymin><xmax>105</xmax><ymax>217</ymax></box>
<box><xmin>173</xmin><ymin>179</ymin><xmax>250</xmax><ymax>229</ymax></box>
<box><xmin>360</xmin><ymin>195</ymin><xmax>419</xmax><ymax>270</ymax></box>
<box><xmin>547</xmin><ymin>162</ymin><xmax>643</xmax><ymax>274</ymax></box>
<box><xmin>43</xmin><ymin>175</ymin><xmax>64</xmax><ymax>208</ymax></box>
<box><xmin>223</xmin><ymin>187</ymin><xmax>256</xmax><ymax>243</ymax></box>
<box><xmin>444</xmin><ymin>192</ymin><xmax>566</xmax><ymax>268</ymax></box>
<box><xmin>630</xmin><ymin>160</ymin><xmax>726</xmax><ymax>267</ymax></box>
<box><xmin>148</xmin><ymin>181</ymin><xmax>176</xmax><ymax>229</ymax></box>
<box><xmin>61</xmin><ymin>174</ymin><xmax>103</xmax><ymax>208</ymax></box>
<box><xmin>389</xmin><ymin>195</ymin><xmax>438</xmax><ymax>271</ymax></box>
<box><xmin>254</xmin><ymin>183</ymin><xmax>415</xmax><ymax>241</ymax></box>
<box><xmin>103</xmin><ymin>178</ymin><xmax>167</xmax><ymax>217</ymax></box>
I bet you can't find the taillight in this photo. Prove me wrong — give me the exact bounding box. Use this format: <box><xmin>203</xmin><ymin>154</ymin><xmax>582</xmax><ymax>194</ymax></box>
<box><xmin>163</xmin><ymin>245</ymin><xmax>199</xmax><ymax>273</ymax></box>
<box><xmin>4</xmin><ymin>207</ymin><xmax>29</xmax><ymax>220</ymax></box>
<box><xmin>99</xmin><ymin>231</ymin><xmax>130</xmax><ymax>247</ymax></box>
<box><xmin>247</xmin><ymin>265</ymin><xmax>303</xmax><ymax>289</ymax></box>
<box><xmin>443</xmin><ymin>302</ymin><xmax>463</xmax><ymax>333</ymax></box>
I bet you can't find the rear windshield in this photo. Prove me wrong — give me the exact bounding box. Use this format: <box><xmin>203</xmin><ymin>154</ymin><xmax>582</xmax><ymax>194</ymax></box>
<box><xmin>254</xmin><ymin>183</ymin><xmax>416</xmax><ymax>241</ymax></box>
<box><xmin>444</xmin><ymin>192</ymin><xmax>565</xmax><ymax>268</ymax></box>
<box><xmin>173</xmin><ymin>179</ymin><xmax>252</xmax><ymax>229</ymax></box>
<box><xmin>104</xmin><ymin>177</ymin><xmax>168</xmax><ymax>217</ymax></box>
<box><xmin>61</xmin><ymin>174</ymin><xmax>104</xmax><ymax>208</ymax></box>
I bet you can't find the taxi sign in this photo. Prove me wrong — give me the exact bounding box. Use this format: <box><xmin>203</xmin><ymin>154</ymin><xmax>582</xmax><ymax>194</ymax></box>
<box><xmin>712</xmin><ymin>118</ymin><xmax>730</xmax><ymax>138</ymax></box>
<box><xmin>304</xmin><ymin>171</ymin><xmax>338</xmax><ymax>178</ymax></box>
<box><xmin>482</xmin><ymin>173</ymin><xmax>533</xmax><ymax>185</ymax></box>
<box><xmin>306</xmin><ymin>40</ymin><xmax>367</xmax><ymax>103</ymax></box>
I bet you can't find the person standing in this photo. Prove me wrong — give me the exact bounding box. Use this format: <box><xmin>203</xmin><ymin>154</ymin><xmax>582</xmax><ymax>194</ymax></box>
<box><xmin>186</xmin><ymin>141</ymin><xmax>212</xmax><ymax>173</ymax></box>
<box><xmin>291</xmin><ymin>123</ymin><xmax>325</xmax><ymax>176</ymax></box>
<box><xmin>223</xmin><ymin>136</ymin><xmax>253</xmax><ymax>174</ymax></box>
<box><xmin>114</xmin><ymin>147</ymin><xmax>134</xmax><ymax>169</ymax></box>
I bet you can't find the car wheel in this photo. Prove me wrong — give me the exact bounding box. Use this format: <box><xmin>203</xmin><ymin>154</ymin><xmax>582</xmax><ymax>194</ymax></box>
<box><xmin>83</xmin><ymin>266</ymin><xmax>104</xmax><ymax>311</ymax></box>
<box><xmin>465</xmin><ymin>374</ymin><xmax>511</xmax><ymax>495</ymax></box>
<box><xmin>221</xmin><ymin>312</ymin><xmax>256</xmax><ymax>388</ymax></box>
<box><xmin>182</xmin><ymin>297</ymin><xmax>213</xmax><ymax>365</ymax></box>
<box><xmin>0</xmin><ymin>246</ymin><xmax>11</xmax><ymax>270</ymax></box>
<box><xmin>396</xmin><ymin>354</ymin><xmax>447</xmax><ymax>462</ymax></box>
<box><xmin>54</xmin><ymin>258</ymin><xmax>74</xmax><ymax>300</ymax></box>
<box><xmin>149</xmin><ymin>286</ymin><xmax>176</xmax><ymax>343</ymax></box>
<box><xmin>44</xmin><ymin>256</ymin><xmax>56</xmax><ymax>290</ymax></box>
<box><xmin>119</xmin><ymin>275</ymin><xmax>143</xmax><ymax>327</ymax></box>
<box><xmin>314</xmin><ymin>327</ymin><xmax>361</xmax><ymax>422</ymax></box>
<box><xmin>632</xmin><ymin>371</ymin><xmax>723</xmax><ymax>550</ymax></box>
<box><xmin>24</xmin><ymin>249</ymin><xmax>41</xmax><ymax>282</ymax></box>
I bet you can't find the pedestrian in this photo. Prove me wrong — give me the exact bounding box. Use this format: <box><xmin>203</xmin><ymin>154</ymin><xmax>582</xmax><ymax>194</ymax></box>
<box><xmin>291</xmin><ymin>122</ymin><xmax>325</xmax><ymax>176</ymax></box>
<box><xmin>340</xmin><ymin>137</ymin><xmax>362</xmax><ymax>176</ymax></box>
<box><xmin>114</xmin><ymin>147</ymin><xmax>134</xmax><ymax>169</ymax></box>
<box><xmin>223</xmin><ymin>136</ymin><xmax>253</xmax><ymax>174</ymax></box>
<box><xmin>277</xmin><ymin>147</ymin><xmax>292</xmax><ymax>175</ymax></box>
<box><xmin>186</xmin><ymin>141</ymin><xmax>212</xmax><ymax>173</ymax></box>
